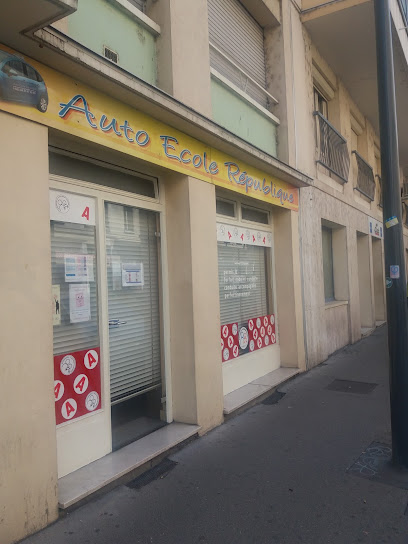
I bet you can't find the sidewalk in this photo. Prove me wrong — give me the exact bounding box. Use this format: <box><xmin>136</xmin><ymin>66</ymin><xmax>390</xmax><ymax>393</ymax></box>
<box><xmin>23</xmin><ymin>325</ymin><xmax>408</xmax><ymax>544</ymax></box>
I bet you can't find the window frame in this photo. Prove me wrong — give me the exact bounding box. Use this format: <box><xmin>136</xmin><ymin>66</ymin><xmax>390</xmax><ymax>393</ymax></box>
<box><xmin>322</xmin><ymin>226</ymin><xmax>335</xmax><ymax>303</ymax></box>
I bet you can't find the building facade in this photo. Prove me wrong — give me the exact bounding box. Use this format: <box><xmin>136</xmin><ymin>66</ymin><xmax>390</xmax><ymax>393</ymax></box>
<box><xmin>1</xmin><ymin>0</ymin><xmax>407</xmax><ymax>542</ymax></box>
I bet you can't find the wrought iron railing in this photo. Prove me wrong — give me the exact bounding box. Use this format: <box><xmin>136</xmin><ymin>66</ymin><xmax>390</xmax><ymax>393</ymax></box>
<box><xmin>314</xmin><ymin>111</ymin><xmax>350</xmax><ymax>183</ymax></box>
<box><xmin>352</xmin><ymin>151</ymin><xmax>375</xmax><ymax>201</ymax></box>
<box><xmin>402</xmin><ymin>179</ymin><xmax>408</xmax><ymax>200</ymax></box>
<box><xmin>399</xmin><ymin>0</ymin><xmax>408</xmax><ymax>26</ymax></box>
<box><xmin>376</xmin><ymin>175</ymin><xmax>383</xmax><ymax>208</ymax></box>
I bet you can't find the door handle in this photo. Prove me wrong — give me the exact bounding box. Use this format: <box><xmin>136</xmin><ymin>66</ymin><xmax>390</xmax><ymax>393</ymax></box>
<box><xmin>109</xmin><ymin>319</ymin><xmax>127</xmax><ymax>327</ymax></box>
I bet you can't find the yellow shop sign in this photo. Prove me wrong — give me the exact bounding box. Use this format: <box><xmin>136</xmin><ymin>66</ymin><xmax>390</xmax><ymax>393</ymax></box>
<box><xmin>0</xmin><ymin>44</ymin><xmax>298</xmax><ymax>211</ymax></box>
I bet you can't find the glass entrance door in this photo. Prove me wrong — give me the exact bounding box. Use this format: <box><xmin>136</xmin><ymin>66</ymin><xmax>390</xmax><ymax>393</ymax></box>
<box><xmin>104</xmin><ymin>202</ymin><xmax>164</xmax><ymax>449</ymax></box>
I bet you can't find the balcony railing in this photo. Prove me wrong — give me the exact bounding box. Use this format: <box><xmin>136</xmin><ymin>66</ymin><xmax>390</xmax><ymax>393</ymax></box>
<box><xmin>314</xmin><ymin>111</ymin><xmax>350</xmax><ymax>183</ymax></box>
<box><xmin>402</xmin><ymin>180</ymin><xmax>408</xmax><ymax>201</ymax></box>
<box><xmin>352</xmin><ymin>151</ymin><xmax>375</xmax><ymax>201</ymax></box>
<box><xmin>399</xmin><ymin>0</ymin><xmax>408</xmax><ymax>26</ymax></box>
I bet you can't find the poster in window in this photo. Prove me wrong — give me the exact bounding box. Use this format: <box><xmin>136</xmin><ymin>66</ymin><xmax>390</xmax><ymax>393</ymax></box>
<box><xmin>54</xmin><ymin>347</ymin><xmax>101</xmax><ymax>425</ymax></box>
<box><xmin>122</xmin><ymin>263</ymin><xmax>144</xmax><ymax>287</ymax></box>
<box><xmin>69</xmin><ymin>283</ymin><xmax>91</xmax><ymax>323</ymax></box>
<box><xmin>52</xmin><ymin>284</ymin><xmax>61</xmax><ymax>326</ymax></box>
<box><xmin>64</xmin><ymin>254</ymin><xmax>94</xmax><ymax>282</ymax></box>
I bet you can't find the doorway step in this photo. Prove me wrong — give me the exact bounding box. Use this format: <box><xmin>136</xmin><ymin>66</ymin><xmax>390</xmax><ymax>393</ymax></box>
<box><xmin>58</xmin><ymin>422</ymin><xmax>199</xmax><ymax>510</ymax></box>
<box><xmin>223</xmin><ymin>367</ymin><xmax>299</xmax><ymax>418</ymax></box>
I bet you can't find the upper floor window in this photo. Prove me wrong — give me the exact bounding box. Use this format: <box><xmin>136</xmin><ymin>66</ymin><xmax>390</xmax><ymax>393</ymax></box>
<box><xmin>128</xmin><ymin>0</ymin><xmax>145</xmax><ymax>12</ymax></box>
<box><xmin>208</xmin><ymin>0</ymin><xmax>269</xmax><ymax>109</ymax></box>
<box><xmin>314</xmin><ymin>87</ymin><xmax>328</xmax><ymax>118</ymax></box>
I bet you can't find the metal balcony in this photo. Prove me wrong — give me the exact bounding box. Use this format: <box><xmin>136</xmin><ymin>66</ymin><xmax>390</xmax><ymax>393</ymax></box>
<box><xmin>399</xmin><ymin>0</ymin><xmax>408</xmax><ymax>25</ymax></box>
<box><xmin>402</xmin><ymin>180</ymin><xmax>408</xmax><ymax>201</ymax></box>
<box><xmin>314</xmin><ymin>111</ymin><xmax>350</xmax><ymax>183</ymax></box>
<box><xmin>352</xmin><ymin>151</ymin><xmax>375</xmax><ymax>201</ymax></box>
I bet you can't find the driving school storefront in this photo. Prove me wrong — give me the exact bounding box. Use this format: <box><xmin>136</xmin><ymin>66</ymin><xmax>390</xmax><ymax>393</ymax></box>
<box><xmin>0</xmin><ymin>42</ymin><xmax>305</xmax><ymax>532</ymax></box>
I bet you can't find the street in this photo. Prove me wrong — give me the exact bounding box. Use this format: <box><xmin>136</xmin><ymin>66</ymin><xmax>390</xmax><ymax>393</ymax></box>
<box><xmin>23</xmin><ymin>326</ymin><xmax>408</xmax><ymax>544</ymax></box>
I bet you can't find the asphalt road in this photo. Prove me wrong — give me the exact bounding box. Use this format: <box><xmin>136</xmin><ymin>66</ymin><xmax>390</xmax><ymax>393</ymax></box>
<box><xmin>23</xmin><ymin>326</ymin><xmax>408</xmax><ymax>544</ymax></box>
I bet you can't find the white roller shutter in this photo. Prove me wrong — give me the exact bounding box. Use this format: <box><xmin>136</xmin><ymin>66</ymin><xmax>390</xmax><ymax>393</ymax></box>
<box><xmin>218</xmin><ymin>242</ymin><xmax>268</xmax><ymax>325</ymax></box>
<box><xmin>105</xmin><ymin>203</ymin><xmax>161</xmax><ymax>404</ymax></box>
<box><xmin>208</xmin><ymin>0</ymin><xmax>267</xmax><ymax>107</ymax></box>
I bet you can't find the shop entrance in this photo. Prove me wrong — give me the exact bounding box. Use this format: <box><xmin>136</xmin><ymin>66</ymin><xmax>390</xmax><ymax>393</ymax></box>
<box><xmin>50</xmin><ymin>151</ymin><xmax>167</xmax><ymax>477</ymax></box>
<box><xmin>105</xmin><ymin>202</ymin><xmax>165</xmax><ymax>450</ymax></box>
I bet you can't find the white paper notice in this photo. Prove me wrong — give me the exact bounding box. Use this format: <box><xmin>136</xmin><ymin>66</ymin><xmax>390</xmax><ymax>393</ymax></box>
<box><xmin>65</xmin><ymin>254</ymin><xmax>94</xmax><ymax>282</ymax></box>
<box><xmin>69</xmin><ymin>284</ymin><xmax>91</xmax><ymax>323</ymax></box>
<box><xmin>52</xmin><ymin>285</ymin><xmax>61</xmax><ymax>326</ymax></box>
<box><xmin>122</xmin><ymin>263</ymin><xmax>144</xmax><ymax>287</ymax></box>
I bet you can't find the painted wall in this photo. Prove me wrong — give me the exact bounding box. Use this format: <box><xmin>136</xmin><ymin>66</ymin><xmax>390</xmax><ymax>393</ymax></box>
<box><xmin>0</xmin><ymin>112</ymin><xmax>59</xmax><ymax>544</ymax></box>
<box><xmin>146</xmin><ymin>0</ymin><xmax>212</xmax><ymax>117</ymax></box>
<box><xmin>66</xmin><ymin>0</ymin><xmax>157</xmax><ymax>85</ymax></box>
<box><xmin>164</xmin><ymin>174</ymin><xmax>224</xmax><ymax>433</ymax></box>
<box><xmin>211</xmin><ymin>78</ymin><xmax>278</xmax><ymax>157</ymax></box>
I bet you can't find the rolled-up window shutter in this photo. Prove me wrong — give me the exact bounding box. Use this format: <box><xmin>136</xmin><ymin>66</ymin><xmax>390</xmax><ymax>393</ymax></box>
<box><xmin>208</xmin><ymin>0</ymin><xmax>267</xmax><ymax>108</ymax></box>
<box><xmin>129</xmin><ymin>0</ymin><xmax>146</xmax><ymax>12</ymax></box>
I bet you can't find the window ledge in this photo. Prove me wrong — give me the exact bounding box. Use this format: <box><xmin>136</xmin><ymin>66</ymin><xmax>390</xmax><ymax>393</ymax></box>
<box><xmin>325</xmin><ymin>300</ymin><xmax>349</xmax><ymax>309</ymax></box>
<box><xmin>210</xmin><ymin>68</ymin><xmax>280</xmax><ymax>126</ymax></box>
<box><xmin>108</xmin><ymin>0</ymin><xmax>161</xmax><ymax>36</ymax></box>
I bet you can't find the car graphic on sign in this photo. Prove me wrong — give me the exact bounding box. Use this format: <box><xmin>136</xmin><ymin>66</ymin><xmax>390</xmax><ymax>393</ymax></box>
<box><xmin>0</xmin><ymin>49</ymin><xmax>48</xmax><ymax>112</ymax></box>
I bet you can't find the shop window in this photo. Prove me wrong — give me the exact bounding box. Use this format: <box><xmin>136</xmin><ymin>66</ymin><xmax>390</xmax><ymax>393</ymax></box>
<box><xmin>51</xmin><ymin>220</ymin><xmax>99</xmax><ymax>355</ymax></box>
<box><xmin>216</xmin><ymin>198</ymin><xmax>236</xmax><ymax>218</ymax></box>
<box><xmin>241</xmin><ymin>205</ymin><xmax>269</xmax><ymax>225</ymax></box>
<box><xmin>217</xmin><ymin>207</ymin><xmax>275</xmax><ymax>361</ymax></box>
<box><xmin>322</xmin><ymin>226</ymin><xmax>334</xmax><ymax>302</ymax></box>
<box><xmin>49</xmin><ymin>151</ymin><xmax>157</xmax><ymax>198</ymax></box>
<box><xmin>218</xmin><ymin>243</ymin><xmax>270</xmax><ymax>326</ymax></box>
<box><xmin>321</xmin><ymin>222</ymin><xmax>348</xmax><ymax>304</ymax></box>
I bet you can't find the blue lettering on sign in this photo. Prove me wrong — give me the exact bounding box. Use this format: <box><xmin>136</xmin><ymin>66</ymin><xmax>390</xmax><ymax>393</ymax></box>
<box><xmin>58</xmin><ymin>94</ymin><xmax>296</xmax><ymax>209</ymax></box>
<box><xmin>59</xmin><ymin>94</ymin><xmax>97</xmax><ymax>128</ymax></box>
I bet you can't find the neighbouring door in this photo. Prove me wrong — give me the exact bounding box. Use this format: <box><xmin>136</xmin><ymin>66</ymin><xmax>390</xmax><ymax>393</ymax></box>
<box><xmin>105</xmin><ymin>202</ymin><xmax>162</xmax><ymax>405</ymax></box>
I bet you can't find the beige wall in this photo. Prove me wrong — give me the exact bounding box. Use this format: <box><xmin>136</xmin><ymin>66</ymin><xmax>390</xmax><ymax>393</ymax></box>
<box><xmin>274</xmin><ymin>208</ymin><xmax>306</xmax><ymax>369</ymax></box>
<box><xmin>372</xmin><ymin>237</ymin><xmax>386</xmax><ymax>321</ymax></box>
<box><xmin>357</xmin><ymin>233</ymin><xmax>375</xmax><ymax>328</ymax></box>
<box><xmin>0</xmin><ymin>112</ymin><xmax>58</xmax><ymax>544</ymax></box>
<box><xmin>165</xmin><ymin>174</ymin><xmax>224</xmax><ymax>433</ymax></box>
<box><xmin>147</xmin><ymin>0</ymin><xmax>212</xmax><ymax>117</ymax></box>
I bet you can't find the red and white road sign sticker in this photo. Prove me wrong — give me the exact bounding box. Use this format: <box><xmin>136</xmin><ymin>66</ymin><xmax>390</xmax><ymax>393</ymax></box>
<box><xmin>232</xmin><ymin>323</ymin><xmax>238</xmax><ymax>336</ymax></box>
<box><xmin>223</xmin><ymin>348</ymin><xmax>230</xmax><ymax>361</ymax></box>
<box><xmin>54</xmin><ymin>380</ymin><xmax>64</xmax><ymax>402</ymax></box>
<box><xmin>233</xmin><ymin>345</ymin><xmax>239</xmax><ymax>358</ymax></box>
<box><xmin>270</xmin><ymin>315</ymin><xmax>275</xmax><ymax>325</ymax></box>
<box><xmin>263</xmin><ymin>316</ymin><xmax>268</xmax><ymax>327</ymax></box>
<box><xmin>264</xmin><ymin>335</ymin><xmax>270</xmax><ymax>346</ymax></box>
<box><xmin>222</xmin><ymin>325</ymin><xmax>229</xmax><ymax>339</ymax></box>
<box><xmin>85</xmin><ymin>391</ymin><xmax>100</xmax><ymax>412</ymax></box>
<box><xmin>248</xmin><ymin>319</ymin><xmax>254</xmax><ymax>331</ymax></box>
<box><xmin>228</xmin><ymin>335</ymin><xmax>234</xmax><ymax>349</ymax></box>
<box><xmin>260</xmin><ymin>326</ymin><xmax>265</xmax><ymax>338</ymax></box>
<box><xmin>271</xmin><ymin>333</ymin><xmax>276</xmax><ymax>344</ymax></box>
<box><xmin>256</xmin><ymin>318</ymin><xmax>261</xmax><ymax>329</ymax></box>
<box><xmin>267</xmin><ymin>324</ymin><xmax>272</xmax><ymax>336</ymax></box>
<box><xmin>60</xmin><ymin>355</ymin><xmax>76</xmax><ymax>376</ymax></box>
<box><xmin>239</xmin><ymin>327</ymin><xmax>249</xmax><ymax>350</ymax></box>
<box><xmin>257</xmin><ymin>337</ymin><xmax>263</xmax><ymax>349</ymax></box>
<box><xmin>221</xmin><ymin>338</ymin><xmax>224</xmax><ymax>350</ymax></box>
<box><xmin>249</xmin><ymin>339</ymin><xmax>255</xmax><ymax>352</ymax></box>
<box><xmin>73</xmin><ymin>374</ymin><xmax>89</xmax><ymax>395</ymax></box>
<box><xmin>84</xmin><ymin>349</ymin><xmax>99</xmax><ymax>370</ymax></box>
<box><xmin>61</xmin><ymin>398</ymin><xmax>78</xmax><ymax>420</ymax></box>
<box><xmin>253</xmin><ymin>328</ymin><xmax>259</xmax><ymax>340</ymax></box>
